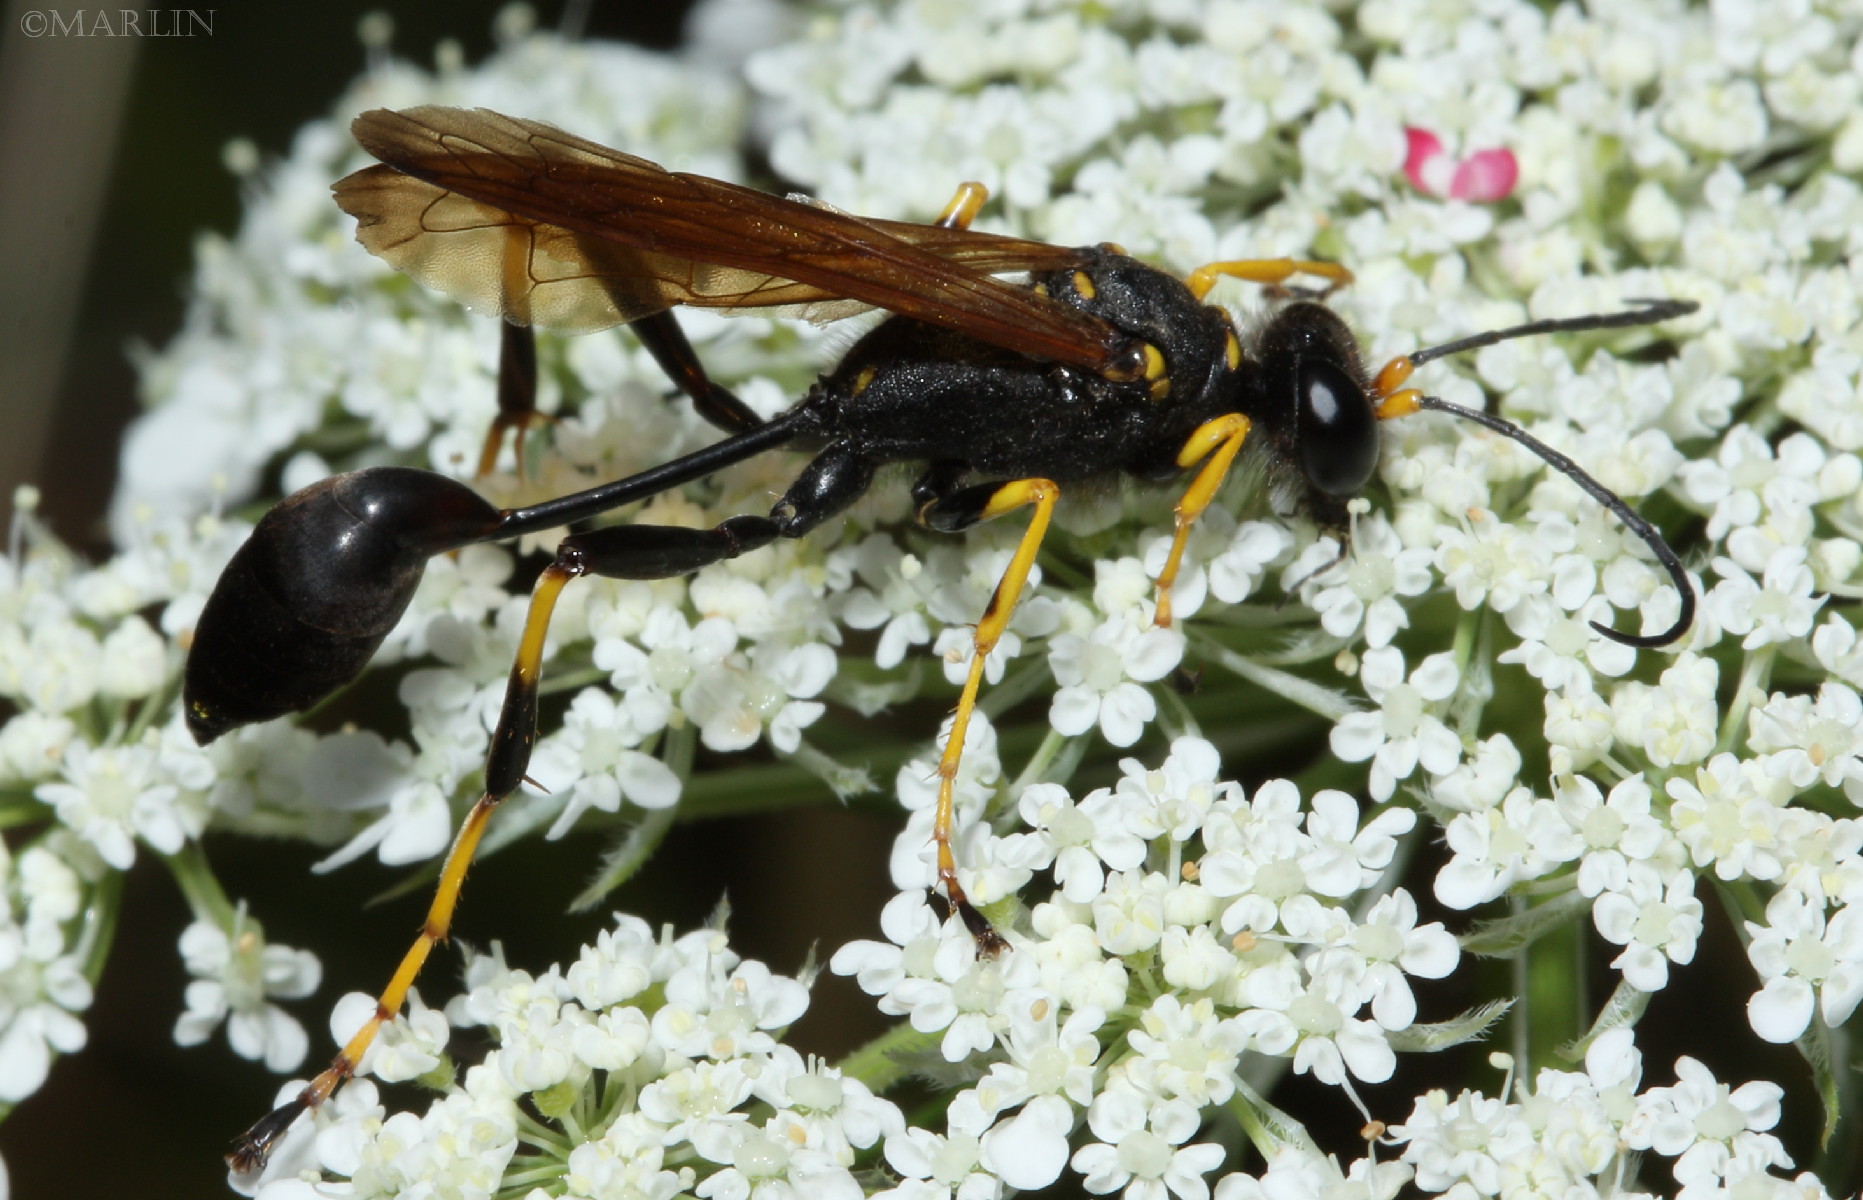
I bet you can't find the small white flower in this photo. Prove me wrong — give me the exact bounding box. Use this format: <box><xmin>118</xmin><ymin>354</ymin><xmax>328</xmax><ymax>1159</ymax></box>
<box><xmin>1554</xmin><ymin>774</ymin><xmax>1682</xmax><ymax>897</ymax></box>
<box><xmin>682</xmin><ymin>640</ymin><xmax>835</xmax><ymax>754</ymax></box>
<box><xmin>1390</xmin><ymin>1087</ymin><xmax>1532</xmax><ymax>1196</ymax></box>
<box><xmin>978</xmin><ymin>1094</ymin><xmax>1076</xmax><ymax>1192</ymax></box>
<box><xmin>174</xmin><ymin>916</ymin><xmax>320</xmax><ymax>1074</ymax></box>
<box><xmin>1743</xmin><ymin>888</ymin><xmax>1863</xmax><ymax>1044</ymax></box>
<box><xmin>1072</xmin><ymin>1092</ymin><xmax>1225</xmax><ymax>1200</ymax></box>
<box><xmin>1016</xmin><ymin>783</ymin><xmax>1145</xmax><ymax>904</ymax></box>
<box><xmin>1435</xmin><ymin>786</ymin><xmax>1584</xmax><ymax>910</ymax></box>
<box><xmin>1234</xmin><ymin>959</ymin><xmax>1397</xmax><ymax>1086</ymax></box>
<box><xmin>1329</xmin><ymin>647</ymin><xmax>1462</xmax><ymax>801</ymax></box>
<box><xmin>0</xmin><ymin>946</ymin><xmax>90</xmax><ymax>1103</ymax></box>
<box><xmin>1499</xmin><ymin>594</ymin><xmax>1636</xmax><ymax>687</ymax></box>
<box><xmin>838</xmin><ymin>534</ymin><xmax>941</xmax><ymax>668</ymax></box>
<box><xmin>1048</xmin><ymin>615</ymin><xmax>1184</xmax><ymax>747</ymax></box>
<box><xmin>1302</xmin><ymin>517</ymin><xmax>1434</xmax><ymax>648</ymax></box>
<box><xmin>882</xmin><ymin>1088</ymin><xmax>1000</xmax><ymax>1200</ymax></box>
<box><xmin>539</xmin><ymin>688</ymin><xmax>682</xmax><ymax>838</ymax></box>
<box><xmin>1705</xmin><ymin>548</ymin><xmax>1822</xmax><ymax>650</ymax></box>
<box><xmin>35</xmin><ymin>741</ymin><xmax>196</xmax><ymax>870</ymax></box>
<box><xmin>1611</xmin><ymin>654</ymin><xmax>1720</xmax><ymax>769</ymax></box>
<box><xmin>1747</xmin><ymin>684</ymin><xmax>1863</xmax><ymax>802</ymax></box>
<box><xmin>1434</xmin><ymin>512</ymin><xmax>1549</xmax><ymax>619</ymax></box>
<box><xmin>1123</xmin><ymin>994</ymin><xmax>1245</xmax><ymax>1106</ymax></box>
<box><xmin>1665</xmin><ymin>754</ymin><xmax>1793</xmax><ymax>882</ymax></box>
<box><xmin>1591</xmin><ymin>861</ymin><xmax>1704</xmax><ymax>991</ymax></box>
<box><xmin>1204</xmin><ymin>519</ymin><xmax>1294</xmax><ymax>604</ymax></box>
<box><xmin>1114</xmin><ymin>737</ymin><xmax>1234</xmax><ymax>845</ymax></box>
<box><xmin>1318</xmin><ymin>889</ymin><xmax>1458</xmax><ymax>1031</ymax></box>
<box><xmin>1631</xmin><ymin>1056</ymin><xmax>1790</xmax><ymax>1185</ymax></box>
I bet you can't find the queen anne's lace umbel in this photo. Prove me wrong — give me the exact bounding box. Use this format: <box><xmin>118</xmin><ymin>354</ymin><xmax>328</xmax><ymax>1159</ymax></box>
<box><xmin>3</xmin><ymin>0</ymin><xmax>1862</xmax><ymax>1195</ymax></box>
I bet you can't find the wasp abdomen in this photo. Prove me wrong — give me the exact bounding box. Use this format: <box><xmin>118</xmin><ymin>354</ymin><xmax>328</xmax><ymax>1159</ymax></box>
<box><xmin>184</xmin><ymin>468</ymin><xmax>500</xmax><ymax>743</ymax></box>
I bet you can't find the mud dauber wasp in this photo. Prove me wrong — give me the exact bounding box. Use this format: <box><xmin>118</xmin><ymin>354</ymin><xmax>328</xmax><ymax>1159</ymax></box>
<box><xmin>185</xmin><ymin>106</ymin><xmax>1697</xmax><ymax>1172</ymax></box>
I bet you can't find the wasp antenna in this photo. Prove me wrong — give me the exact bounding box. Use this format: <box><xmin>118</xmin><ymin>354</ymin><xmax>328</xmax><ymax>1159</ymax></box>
<box><xmin>1415</xmin><ymin>395</ymin><xmax>1694</xmax><ymax>648</ymax></box>
<box><xmin>1407</xmin><ymin>298</ymin><xmax>1698</xmax><ymax>367</ymax></box>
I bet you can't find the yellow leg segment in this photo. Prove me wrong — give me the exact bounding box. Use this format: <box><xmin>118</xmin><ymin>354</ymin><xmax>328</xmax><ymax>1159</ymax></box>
<box><xmin>1185</xmin><ymin>258</ymin><xmax>1354</xmax><ymax>301</ymax></box>
<box><xmin>229</xmin><ymin>564</ymin><xmax>579</xmax><ymax>1172</ymax></box>
<box><xmin>935</xmin><ymin>478</ymin><xmax>1058</xmax><ymax>953</ymax></box>
<box><xmin>935</xmin><ymin>181</ymin><xmax>990</xmax><ymax>230</ymax></box>
<box><xmin>1154</xmin><ymin>414</ymin><xmax>1252</xmax><ymax>627</ymax></box>
<box><xmin>307</xmin><ymin>789</ymin><xmax>501</xmax><ymax>1109</ymax></box>
<box><xmin>475</xmin><ymin>409</ymin><xmax>557</xmax><ymax>478</ymax></box>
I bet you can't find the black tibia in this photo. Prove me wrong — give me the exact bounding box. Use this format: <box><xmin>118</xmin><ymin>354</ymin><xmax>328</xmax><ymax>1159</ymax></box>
<box><xmin>497</xmin><ymin>321</ymin><xmax>538</xmax><ymax>426</ymax></box>
<box><xmin>481</xmin><ymin>516</ymin><xmax>780</xmax><ymax>799</ymax></box>
<box><xmin>479</xmin><ymin>324</ymin><xmax>544</xmax><ymax>476</ymax></box>
<box><xmin>629</xmin><ymin>310</ymin><xmax>763</xmax><ymax>434</ymax></box>
<box><xmin>918</xmin><ymin>480</ymin><xmax>1015</xmax><ymax>534</ymax></box>
<box><xmin>485</xmin><ymin>678</ymin><xmax>542</xmax><ymax>799</ymax></box>
<box><xmin>911</xmin><ymin>460</ymin><xmax>969</xmax><ymax>515</ymax></box>
<box><xmin>475</xmin><ymin>443</ymin><xmax>868</xmax><ymax>794</ymax></box>
<box><xmin>184</xmin><ymin>468</ymin><xmax>501</xmax><ymax>743</ymax></box>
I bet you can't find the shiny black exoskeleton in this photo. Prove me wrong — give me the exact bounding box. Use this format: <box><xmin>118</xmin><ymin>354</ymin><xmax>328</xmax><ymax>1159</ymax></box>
<box><xmin>184</xmin><ymin>248</ymin><xmax>1381</xmax><ymax>744</ymax></box>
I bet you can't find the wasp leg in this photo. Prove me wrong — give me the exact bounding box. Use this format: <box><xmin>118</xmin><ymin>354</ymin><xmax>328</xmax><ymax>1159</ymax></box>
<box><xmin>916</xmin><ymin>475</ymin><xmax>1060</xmax><ymax>955</ymax></box>
<box><xmin>227</xmin><ymin>440</ymin><xmax>888</xmax><ymax>1170</ymax></box>
<box><xmin>1153</xmin><ymin>414</ymin><xmax>1253</xmax><ymax>627</ymax></box>
<box><xmin>227</xmin><ymin>548</ymin><xmax>578</xmax><ymax>1172</ymax></box>
<box><xmin>481</xmin><ymin>307</ymin><xmax>764</xmax><ymax>479</ymax></box>
<box><xmin>629</xmin><ymin>310</ymin><xmax>763</xmax><ymax>434</ymax></box>
<box><xmin>934</xmin><ymin>181</ymin><xmax>989</xmax><ymax>230</ymax></box>
<box><xmin>476</xmin><ymin>322</ymin><xmax>554</xmax><ymax>477</ymax></box>
<box><xmin>1184</xmin><ymin>258</ymin><xmax>1354</xmax><ymax>301</ymax></box>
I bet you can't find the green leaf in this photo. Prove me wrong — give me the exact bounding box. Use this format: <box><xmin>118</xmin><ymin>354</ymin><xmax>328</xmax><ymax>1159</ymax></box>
<box><xmin>569</xmin><ymin>805</ymin><xmax>678</xmax><ymax>912</ymax></box>
<box><xmin>1559</xmin><ymin>978</ymin><xmax>1649</xmax><ymax>1063</ymax></box>
<box><xmin>1796</xmin><ymin>1015</ymin><xmax>1841</xmax><ymax>1150</ymax></box>
<box><xmin>1228</xmin><ymin>1071</ymin><xmax>1320</xmax><ymax>1158</ymax></box>
<box><xmin>1386</xmin><ymin>999</ymin><xmax>1513</xmax><ymax>1053</ymax></box>
<box><xmin>1460</xmin><ymin>888</ymin><xmax>1589</xmax><ymax>957</ymax></box>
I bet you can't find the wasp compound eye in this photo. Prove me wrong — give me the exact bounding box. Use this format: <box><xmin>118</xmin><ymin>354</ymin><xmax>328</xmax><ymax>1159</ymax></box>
<box><xmin>1297</xmin><ymin>357</ymin><xmax>1379</xmax><ymax>497</ymax></box>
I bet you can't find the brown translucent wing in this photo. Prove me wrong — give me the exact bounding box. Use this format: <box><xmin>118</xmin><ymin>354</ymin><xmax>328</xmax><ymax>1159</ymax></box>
<box><xmin>334</xmin><ymin>106</ymin><xmax>1124</xmax><ymax>371</ymax></box>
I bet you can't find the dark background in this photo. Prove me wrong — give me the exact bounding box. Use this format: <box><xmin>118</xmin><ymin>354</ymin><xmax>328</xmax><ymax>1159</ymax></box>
<box><xmin>0</xmin><ymin>4</ymin><xmax>896</xmax><ymax>1198</ymax></box>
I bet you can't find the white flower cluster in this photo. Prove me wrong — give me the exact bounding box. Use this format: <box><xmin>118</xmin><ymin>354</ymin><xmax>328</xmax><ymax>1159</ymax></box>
<box><xmin>0</xmin><ymin>491</ymin><xmax>330</xmax><ymax>1096</ymax></box>
<box><xmin>243</xmin><ymin>917</ymin><xmax>897</xmax><ymax>1200</ymax></box>
<box><xmin>1</xmin><ymin>0</ymin><xmax>1860</xmax><ymax>1192</ymax></box>
<box><xmin>1388</xmin><ymin>1033</ymin><xmax>1799</xmax><ymax>1200</ymax></box>
<box><xmin>839</xmin><ymin>735</ymin><xmax>1457</xmax><ymax>1197</ymax></box>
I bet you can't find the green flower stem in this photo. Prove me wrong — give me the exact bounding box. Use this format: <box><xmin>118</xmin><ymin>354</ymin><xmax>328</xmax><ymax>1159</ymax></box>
<box><xmin>1007</xmin><ymin>726</ymin><xmax>1069</xmax><ymax>798</ymax></box>
<box><xmin>1519</xmin><ymin>892</ymin><xmax>1586</xmax><ymax>1076</ymax></box>
<box><xmin>1717</xmin><ymin>646</ymin><xmax>1776</xmax><ymax>755</ymax></box>
<box><xmin>1191</xmin><ymin>634</ymin><xmax>1356</xmax><ymax>722</ymax></box>
<box><xmin>0</xmin><ymin>794</ymin><xmax>49</xmax><ymax>829</ymax></box>
<box><xmin>1227</xmin><ymin>1069</ymin><xmax>1317</xmax><ymax>1161</ymax></box>
<box><xmin>834</xmin><ymin>1018</ymin><xmax>945</xmax><ymax>1095</ymax></box>
<box><xmin>162</xmin><ymin>839</ymin><xmax>239</xmax><ymax>931</ymax></box>
<box><xmin>77</xmin><ymin>861</ymin><xmax>124</xmax><ymax>985</ymax></box>
<box><xmin>535</xmin><ymin>665</ymin><xmax>609</xmax><ymax>698</ymax></box>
